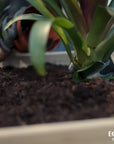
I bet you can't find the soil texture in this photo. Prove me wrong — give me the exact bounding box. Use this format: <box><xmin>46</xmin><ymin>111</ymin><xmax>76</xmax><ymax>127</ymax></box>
<box><xmin>0</xmin><ymin>64</ymin><xmax>114</xmax><ymax>127</ymax></box>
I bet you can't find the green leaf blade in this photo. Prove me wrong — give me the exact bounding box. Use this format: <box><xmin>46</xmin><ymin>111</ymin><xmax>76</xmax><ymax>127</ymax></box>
<box><xmin>86</xmin><ymin>6</ymin><xmax>113</xmax><ymax>48</ymax></box>
<box><xmin>52</xmin><ymin>24</ymin><xmax>75</xmax><ymax>65</ymax></box>
<box><xmin>4</xmin><ymin>14</ymin><xmax>44</xmax><ymax>31</ymax></box>
<box><xmin>43</xmin><ymin>0</ymin><xmax>65</xmax><ymax>17</ymax></box>
<box><xmin>91</xmin><ymin>0</ymin><xmax>108</xmax><ymax>17</ymax></box>
<box><xmin>61</xmin><ymin>0</ymin><xmax>88</xmax><ymax>37</ymax></box>
<box><xmin>27</xmin><ymin>0</ymin><xmax>54</xmax><ymax>18</ymax></box>
<box><xmin>54</xmin><ymin>17</ymin><xmax>91</xmax><ymax>60</ymax></box>
<box><xmin>29</xmin><ymin>20</ymin><xmax>53</xmax><ymax>76</ymax></box>
<box><xmin>95</xmin><ymin>33</ymin><xmax>114</xmax><ymax>62</ymax></box>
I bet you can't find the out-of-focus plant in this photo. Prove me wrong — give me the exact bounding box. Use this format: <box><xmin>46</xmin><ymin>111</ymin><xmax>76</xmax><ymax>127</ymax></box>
<box><xmin>4</xmin><ymin>0</ymin><xmax>114</xmax><ymax>81</ymax></box>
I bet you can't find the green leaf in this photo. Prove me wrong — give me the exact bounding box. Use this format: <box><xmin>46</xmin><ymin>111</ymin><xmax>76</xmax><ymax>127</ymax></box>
<box><xmin>80</xmin><ymin>0</ymin><xmax>108</xmax><ymax>29</ymax></box>
<box><xmin>3</xmin><ymin>14</ymin><xmax>44</xmax><ymax>31</ymax></box>
<box><xmin>54</xmin><ymin>17</ymin><xmax>91</xmax><ymax>60</ymax></box>
<box><xmin>86</xmin><ymin>6</ymin><xmax>114</xmax><ymax>48</ymax></box>
<box><xmin>54</xmin><ymin>17</ymin><xmax>74</xmax><ymax>29</ymax></box>
<box><xmin>26</xmin><ymin>1</ymin><xmax>78</xmax><ymax>66</ymax></box>
<box><xmin>60</xmin><ymin>0</ymin><xmax>74</xmax><ymax>22</ymax></box>
<box><xmin>65</xmin><ymin>26</ymin><xmax>91</xmax><ymax>58</ymax></box>
<box><xmin>43</xmin><ymin>0</ymin><xmax>65</xmax><ymax>17</ymax></box>
<box><xmin>102</xmin><ymin>17</ymin><xmax>114</xmax><ymax>40</ymax></box>
<box><xmin>29</xmin><ymin>18</ymin><xmax>75</xmax><ymax>75</ymax></box>
<box><xmin>77</xmin><ymin>61</ymin><xmax>104</xmax><ymax>78</ymax></box>
<box><xmin>52</xmin><ymin>16</ymin><xmax>92</xmax><ymax>67</ymax></box>
<box><xmin>95</xmin><ymin>33</ymin><xmax>114</xmax><ymax>62</ymax></box>
<box><xmin>91</xmin><ymin>0</ymin><xmax>108</xmax><ymax>17</ymax></box>
<box><xmin>73</xmin><ymin>72</ymin><xmax>82</xmax><ymax>83</ymax></box>
<box><xmin>27</xmin><ymin>0</ymin><xmax>54</xmax><ymax>18</ymax></box>
<box><xmin>52</xmin><ymin>24</ymin><xmax>75</xmax><ymax>65</ymax></box>
<box><xmin>60</xmin><ymin>0</ymin><xmax>87</xmax><ymax>38</ymax></box>
<box><xmin>29</xmin><ymin>20</ymin><xmax>53</xmax><ymax>75</ymax></box>
<box><xmin>73</xmin><ymin>72</ymin><xmax>91</xmax><ymax>83</ymax></box>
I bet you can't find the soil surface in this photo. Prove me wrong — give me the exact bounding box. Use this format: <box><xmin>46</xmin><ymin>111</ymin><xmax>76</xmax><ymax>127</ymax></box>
<box><xmin>0</xmin><ymin>64</ymin><xmax>114</xmax><ymax>127</ymax></box>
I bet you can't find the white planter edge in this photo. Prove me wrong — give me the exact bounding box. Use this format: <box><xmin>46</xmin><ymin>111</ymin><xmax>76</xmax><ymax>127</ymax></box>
<box><xmin>0</xmin><ymin>51</ymin><xmax>114</xmax><ymax>68</ymax></box>
<box><xmin>0</xmin><ymin>51</ymin><xmax>114</xmax><ymax>144</ymax></box>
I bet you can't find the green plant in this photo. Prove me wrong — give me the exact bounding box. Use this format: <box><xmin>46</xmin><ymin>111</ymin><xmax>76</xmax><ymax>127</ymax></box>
<box><xmin>4</xmin><ymin>0</ymin><xmax>114</xmax><ymax>80</ymax></box>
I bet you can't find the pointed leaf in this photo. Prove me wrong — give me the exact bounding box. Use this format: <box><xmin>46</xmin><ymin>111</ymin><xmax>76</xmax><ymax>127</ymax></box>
<box><xmin>60</xmin><ymin>0</ymin><xmax>87</xmax><ymax>37</ymax></box>
<box><xmin>60</xmin><ymin>0</ymin><xmax>75</xmax><ymax>23</ymax></box>
<box><xmin>52</xmin><ymin>24</ymin><xmax>75</xmax><ymax>64</ymax></box>
<box><xmin>27</xmin><ymin>0</ymin><xmax>54</xmax><ymax>18</ymax></box>
<box><xmin>29</xmin><ymin>18</ymin><xmax>75</xmax><ymax>73</ymax></box>
<box><xmin>95</xmin><ymin>33</ymin><xmax>114</xmax><ymax>62</ymax></box>
<box><xmin>43</xmin><ymin>0</ymin><xmax>65</xmax><ymax>17</ymax></box>
<box><xmin>91</xmin><ymin>0</ymin><xmax>108</xmax><ymax>17</ymax></box>
<box><xmin>86</xmin><ymin>6</ymin><xmax>113</xmax><ymax>48</ymax></box>
<box><xmin>80</xmin><ymin>0</ymin><xmax>108</xmax><ymax>29</ymax></box>
<box><xmin>54</xmin><ymin>17</ymin><xmax>91</xmax><ymax>61</ymax></box>
<box><xmin>4</xmin><ymin>14</ymin><xmax>44</xmax><ymax>31</ymax></box>
<box><xmin>77</xmin><ymin>62</ymin><xmax>104</xmax><ymax>78</ymax></box>
<box><xmin>29</xmin><ymin>20</ymin><xmax>53</xmax><ymax>75</ymax></box>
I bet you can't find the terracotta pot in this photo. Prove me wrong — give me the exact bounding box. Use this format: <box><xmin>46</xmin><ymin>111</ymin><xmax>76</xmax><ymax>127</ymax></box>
<box><xmin>14</xmin><ymin>6</ymin><xmax>61</xmax><ymax>52</ymax></box>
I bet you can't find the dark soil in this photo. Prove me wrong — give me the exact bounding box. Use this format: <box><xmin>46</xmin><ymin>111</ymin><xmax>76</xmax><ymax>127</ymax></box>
<box><xmin>0</xmin><ymin>64</ymin><xmax>114</xmax><ymax>127</ymax></box>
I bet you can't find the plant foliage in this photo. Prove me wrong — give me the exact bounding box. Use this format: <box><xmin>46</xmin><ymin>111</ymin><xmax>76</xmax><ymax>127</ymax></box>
<box><xmin>4</xmin><ymin>0</ymin><xmax>114</xmax><ymax>80</ymax></box>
